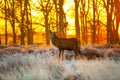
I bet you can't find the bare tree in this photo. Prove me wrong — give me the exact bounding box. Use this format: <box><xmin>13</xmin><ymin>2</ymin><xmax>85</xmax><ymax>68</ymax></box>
<box><xmin>52</xmin><ymin>0</ymin><xmax>59</xmax><ymax>32</ymax></box>
<box><xmin>92</xmin><ymin>0</ymin><xmax>96</xmax><ymax>44</ymax></box>
<box><xmin>80</xmin><ymin>0</ymin><xmax>89</xmax><ymax>45</ymax></box>
<box><xmin>53</xmin><ymin>0</ymin><xmax>66</xmax><ymax>38</ymax></box>
<box><xmin>4</xmin><ymin>0</ymin><xmax>8</xmax><ymax>45</ymax></box>
<box><xmin>2</xmin><ymin>0</ymin><xmax>17</xmax><ymax>44</ymax></box>
<box><xmin>11</xmin><ymin>0</ymin><xmax>16</xmax><ymax>44</ymax></box>
<box><xmin>24</xmin><ymin>0</ymin><xmax>33</xmax><ymax>45</ymax></box>
<box><xmin>18</xmin><ymin>0</ymin><xmax>33</xmax><ymax>45</ymax></box>
<box><xmin>106</xmin><ymin>0</ymin><xmax>113</xmax><ymax>44</ymax></box>
<box><xmin>58</xmin><ymin>0</ymin><xmax>66</xmax><ymax>37</ymax></box>
<box><xmin>4</xmin><ymin>0</ymin><xmax>17</xmax><ymax>44</ymax></box>
<box><xmin>35</xmin><ymin>0</ymin><xmax>52</xmax><ymax>45</ymax></box>
<box><xmin>102</xmin><ymin>0</ymin><xmax>119</xmax><ymax>44</ymax></box>
<box><xmin>74</xmin><ymin>0</ymin><xmax>80</xmax><ymax>40</ymax></box>
<box><xmin>114</xmin><ymin>0</ymin><xmax>120</xmax><ymax>44</ymax></box>
<box><xmin>19</xmin><ymin>0</ymin><xmax>25</xmax><ymax>45</ymax></box>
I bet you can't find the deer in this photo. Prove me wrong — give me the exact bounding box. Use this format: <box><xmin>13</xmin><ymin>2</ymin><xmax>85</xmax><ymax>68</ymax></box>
<box><xmin>49</xmin><ymin>22</ymin><xmax>81</xmax><ymax>60</ymax></box>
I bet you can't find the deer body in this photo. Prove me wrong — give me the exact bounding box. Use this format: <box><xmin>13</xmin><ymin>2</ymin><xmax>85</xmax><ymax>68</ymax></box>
<box><xmin>49</xmin><ymin>31</ymin><xmax>81</xmax><ymax>60</ymax></box>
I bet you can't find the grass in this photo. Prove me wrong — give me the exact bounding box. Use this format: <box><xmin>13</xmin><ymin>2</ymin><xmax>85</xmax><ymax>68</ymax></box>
<box><xmin>0</xmin><ymin>44</ymin><xmax>120</xmax><ymax>80</ymax></box>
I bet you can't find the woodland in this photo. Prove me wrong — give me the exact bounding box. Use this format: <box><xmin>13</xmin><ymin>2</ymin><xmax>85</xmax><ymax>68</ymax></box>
<box><xmin>0</xmin><ymin>0</ymin><xmax>120</xmax><ymax>80</ymax></box>
<box><xmin>0</xmin><ymin>0</ymin><xmax>119</xmax><ymax>45</ymax></box>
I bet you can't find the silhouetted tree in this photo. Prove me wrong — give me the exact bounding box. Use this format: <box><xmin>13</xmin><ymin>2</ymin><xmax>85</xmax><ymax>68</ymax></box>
<box><xmin>114</xmin><ymin>0</ymin><xmax>120</xmax><ymax>44</ymax></box>
<box><xmin>15</xmin><ymin>0</ymin><xmax>33</xmax><ymax>45</ymax></box>
<box><xmin>3</xmin><ymin>0</ymin><xmax>17</xmax><ymax>44</ymax></box>
<box><xmin>19</xmin><ymin>0</ymin><xmax>25</xmax><ymax>45</ymax></box>
<box><xmin>53</xmin><ymin>0</ymin><xmax>59</xmax><ymax>31</ymax></box>
<box><xmin>74</xmin><ymin>0</ymin><xmax>80</xmax><ymax>40</ymax></box>
<box><xmin>103</xmin><ymin>0</ymin><xmax>119</xmax><ymax>44</ymax></box>
<box><xmin>35</xmin><ymin>0</ymin><xmax>52</xmax><ymax>45</ymax></box>
<box><xmin>24</xmin><ymin>0</ymin><xmax>33</xmax><ymax>45</ymax></box>
<box><xmin>4</xmin><ymin>0</ymin><xmax>8</xmax><ymax>45</ymax></box>
<box><xmin>92</xmin><ymin>0</ymin><xmax>96</xmax><ymax>44</ymax></box>
<box><xmin>80</xmin><ymin>0</ymin><xmax>89</xmax><ymax>45</ymax></box>
<box><xmin>53</xmin><ymin>0</ymin><xmax>67</xmax><ymax>38</ymax></box>
<box><xmin>11</xmin><ymin>0</ymin><xmax>16</xmax><ymax>44</ymax></box>
<box><xmin>58</xmin><ymin>0</ymin><xmax>66</xmax><ymax>37</ymax></box>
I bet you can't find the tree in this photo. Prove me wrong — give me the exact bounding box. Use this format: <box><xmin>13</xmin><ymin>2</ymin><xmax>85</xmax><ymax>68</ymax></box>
<box><xmin>2</xmin><ymin>0</ymin><xmax>33</xmax><ymax>45</ymax></box>
<box><xmin>35</xmin><ymin>0</ymin><xmax>52</xmax><ymax>45</ymax></box>
<box><xmin>4</xmin><ymin>0</ymin><xmax>8</xmax><ymax>45</ymax></box>
<box><xmin>58</xmin><ymin>0</ymin><xmax>66</xmax><ymax>37</ymax></box>
<box><xmin>53</xmin><ymin>0</ymin><xmax>66</xmax><ymax>38</ymax></box>
<box><xmin>18</xmin><ymin>0</ymin><xmax>33</xmax><ymax>45</ymax></box>
<box><xmin>19</xmin><ymin>0</ymin><xmax>25</xmax><ymax>45</ymax></box>
<box><xmin>11</xmin><ymin>0</ymin><xmax>16</xmax><ymax>44</ymax></box>
<box><xmin>114</xmin><ymin>0</ymin><xmax>120</xmax><ymax>44</ymax></box>
<box><xmin>80</xmin><ymin>0</ymin><xmax>89</xmax><ymax>45</ymax></box>
<box><xmin>2</xmin><ymin>0</ymin><xmax>18</xmax><ymax>44</ymax></box>
<box><xmin>3</xmin><ymin>0</ymin><xmax>17</xmax><ymax>44</ymax></box>
<box><xmin>92</xmin><ymin>0</ymin><xmax>96</xmax><ymax>44</ymax></box>
<box><xmin>74</xmin><ymin>0</ymin><xmax>80</xmax><ymax>40</ymax></box>
<box><xmin>24</xmin><ymin>0</ymin><xmax>33</xmax><ymax>45</ymax></box>
<box><xmin>103</xmin><ymin>0</ymin><xmax>119</xmax><ymax>44</ymax></box>
<box><xmin>53</xmin><ymin>0</ymin><xmax>59</xmax><ymax>32</ymax></box>
<box><xmin>106</xmin><ymin>0</ymin><xmax>114</xmax><ymax>44</ymax></box>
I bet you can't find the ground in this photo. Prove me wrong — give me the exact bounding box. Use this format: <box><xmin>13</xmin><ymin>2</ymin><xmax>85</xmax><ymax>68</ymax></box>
<box><xmin>0</xmin><ymin>44</ymin><xmax>120</xmax><ymax>80</ymax></box>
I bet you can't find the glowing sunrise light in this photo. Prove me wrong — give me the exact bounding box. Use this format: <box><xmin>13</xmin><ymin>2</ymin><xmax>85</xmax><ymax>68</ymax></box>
<box><xmin>63</xmin><ymin>0</ymin><xmax>76</xmax><ymax>36</ymax></box>
<box><xmin>32</xmin><ymin>0</ymin><xmax>40</xmax><ymax>7</ymax></box>
<box><xmin>118</xmin><ymin>27</ymin><xmax>120</xmax><ymax>35</ymax></box>
<box><xmin>63</xmin><ymin>4</ymin><xmax>69</xmax><ymax>12</ymax></box>
<box><xmin>31</xmin><ymin>10</ymin><xmax>37</xmax><ymax>16</ymax></box>
<box><xmin>66</xmin><ymin>17</ymin><xmax>74</xmax><ymax>23</ymax></box>
<box><xmin>63</xmin><ymin>0</ymin><xmax>73</xmax><ymax>12</ymax></box>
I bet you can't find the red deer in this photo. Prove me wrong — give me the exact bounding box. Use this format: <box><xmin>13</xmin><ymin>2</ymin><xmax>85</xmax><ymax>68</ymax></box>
<box><xmin>49</xmin><ymin>22</ymin><xmax>81</xmax><ymax>60</ymax></box>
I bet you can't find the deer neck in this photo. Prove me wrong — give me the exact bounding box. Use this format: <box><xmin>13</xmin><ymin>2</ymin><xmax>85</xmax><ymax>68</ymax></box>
<box><xmin>51</xmin><ymin>36</ymin><xmax>59</xmax><ymax>45</ymax></box>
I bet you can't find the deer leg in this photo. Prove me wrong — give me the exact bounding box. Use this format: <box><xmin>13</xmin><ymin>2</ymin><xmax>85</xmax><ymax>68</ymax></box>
<box><xmin>58</xmin><ymin>49</ymin><xmax>61</xmax><ymax>61</ymax></box>
<box><xmin>59</xmin><ymin>49</ymin><xmax>65</xmax><ymax>61</ymax></box>
<box><xmin>74</xmin><ymin>49</ymin><xmax>78</xmax><ymax>60</ymax></box>
<box><xmin>77</xmin><ymin>49</ymin><xmax>82</xmax><ymax>58</ymax></box>
<box><xmin>61</xmin><ymin>50</ymin><xmax>64</xmax><ymax>61</ymax></box>
<box><xmin>77</xmin><ymin>49</ymin><xmax>81</xmax><ymax>54</ymax></box>
<box><xmin>74</xmin><ymin>48</ymin><xmax>81</xmax><ymax>60</ymax></box>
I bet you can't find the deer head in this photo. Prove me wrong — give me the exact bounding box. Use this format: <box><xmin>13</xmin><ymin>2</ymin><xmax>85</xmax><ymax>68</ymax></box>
<box><xmin>49</xmin><ymin>31</ymin><xmax>57</xmax><ymax>39</ymax></box>
<box><xmin>49</xmin><ymin>22</ymin><xmax>68</xmax><ymax>39</ymax></box>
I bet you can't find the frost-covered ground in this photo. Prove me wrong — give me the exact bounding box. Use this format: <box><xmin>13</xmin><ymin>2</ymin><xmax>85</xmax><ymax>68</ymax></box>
<box><xmin>0</xmin><ymin>44</ymin><xmax>120</xmax><ymax>80</ymax></box>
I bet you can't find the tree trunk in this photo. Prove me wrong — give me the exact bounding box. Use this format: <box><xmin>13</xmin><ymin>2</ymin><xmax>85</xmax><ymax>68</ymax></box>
<box><xmin>29</xmin><ymin>7</ymin><xmax>33</xmax><ymax>44</ymax></box>
<box><xmin>4</xmin><ymin>0</ymin><xmax>8</xmax><ymax>45</ymax></box>
<box><xmin>25</xmin><ymin>0</ymin><xmax>31</xmax><ymax>45</ymax></box>
<box><xmin>24</xmin><ymin>0</ymin><xmax>33</xmax><ymax>45</ymax></box>
<box><xmin>59</xmin><ymin>0</ymin><xmax>66</xmax><ymax>37</ymax></box>
<box><xmin>53</xmin><ymin>0</ymin><xmax>59</xmax><ymax>34</ymax></box>
<box><xmin>92</xmin><ymin>0</ymin><xmax>96</xmax><ymax>44</ymax></box>
<box><xmin>12</xmin><ymin>0</ymin><xmax>16</xmax><ymax>44</ymax></box>
<box><xmin>45</xmin><ymin>14</ymin><xmax>50</xmax><ymax>45</ymax></box>
<box><xmin>106</xmin><ymin>0</ymin><xmax>114</xmax><ymax>44</ymax></box>
<box><xmin>114</xmin><ymin>0</ymin><xmax>120</xmax><ymax>44</ymax></box>
<box><xmin>74</xmin><ymin>0</ymin><xmax>80</xmax><ymax>40</ymax></box>
<box><xmin>20</xmin><ymin>0</ymin><xmax>25</xmax><ymax>45</ymax></box>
